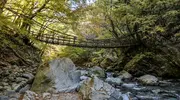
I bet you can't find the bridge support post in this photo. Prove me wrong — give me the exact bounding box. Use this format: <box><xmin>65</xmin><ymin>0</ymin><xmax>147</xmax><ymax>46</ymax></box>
<box><xmin>73</xmin><ymin>36</ymin><xmax>77</xmax><ymax>44</ymax></box>
<box><xmin>63</xmin><ymin>36</ymin><xmax>65</xmax><ymax>44</ymax></box>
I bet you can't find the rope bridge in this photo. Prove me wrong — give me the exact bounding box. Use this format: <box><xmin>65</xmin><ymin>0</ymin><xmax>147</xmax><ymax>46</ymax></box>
<box><xmin>30</xmin><ymin>31</ymin><xmax>138</xmax><ymax>48</ymax></box>
<box><xmin>29</xmin><ymin>20</ymin><xmax>180</xmax><ymax>48</ymax></box>
<box><xmin>4</xmin><ymin>8</ymin><xmax>180</xmax><ymax>48</ymax></box>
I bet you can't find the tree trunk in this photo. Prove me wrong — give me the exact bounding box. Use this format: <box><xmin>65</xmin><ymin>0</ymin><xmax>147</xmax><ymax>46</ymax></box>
<box><xmin>0</xmin><ymin>0</ymin><xmax>7</xmax><ymax>14</ymax></box>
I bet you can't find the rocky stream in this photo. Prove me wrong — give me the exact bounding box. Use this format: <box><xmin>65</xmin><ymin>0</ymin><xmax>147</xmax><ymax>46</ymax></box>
<box><xmin>0</xmin><ymin>58</ymin><xmax>180</xmax><ymax>100</ymax></box>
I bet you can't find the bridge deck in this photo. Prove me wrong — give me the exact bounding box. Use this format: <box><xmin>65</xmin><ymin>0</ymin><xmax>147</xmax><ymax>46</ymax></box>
<box><xmin>30</xmin><ymin>32</ymin><xmax>138</xmax><ymax>48</ymax></box>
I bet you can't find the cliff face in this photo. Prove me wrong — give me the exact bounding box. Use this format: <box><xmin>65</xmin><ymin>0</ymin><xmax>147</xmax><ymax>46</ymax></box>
<box><xmin>0</xmin><ymin>33</ymin><xmax>41</xmax><ymax>95</ymax></box>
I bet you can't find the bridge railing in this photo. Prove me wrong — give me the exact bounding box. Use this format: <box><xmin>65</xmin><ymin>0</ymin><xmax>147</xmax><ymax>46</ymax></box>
<box><xmin>30</xmin><ymin>31</ymin><xmax>139</xmax><ymax>48</ymax></box>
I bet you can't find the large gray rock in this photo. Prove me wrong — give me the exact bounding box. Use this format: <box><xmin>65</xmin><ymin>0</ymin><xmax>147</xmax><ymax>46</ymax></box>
<box><xmin>138</xmin><ymin>75</ymin><xmax>158</xmax><ymax>85</ymax></box>
<box><xmin>31</xmin><ymin>58</ymin><xmax>81</xmax><ymax>93</ymax></box>
<box><xmin>48</xmin><ymin>58</ymin><xmax>81</xmax><ymax>92</ymax></box>
<box><xmin>79</xmin><ymin>76</ymin><xmax>123</xmax><ymax>100</ymax></box>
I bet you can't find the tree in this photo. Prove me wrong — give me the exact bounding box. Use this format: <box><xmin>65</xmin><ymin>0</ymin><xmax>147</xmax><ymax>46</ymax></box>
<box><xmin>0</xmin><ymin>0</ymin><xmax>7</xmax><ymax>14</ymax></box>
<box><xmin>0</xmin><ymin>0</ymin><xmax>81</xmax><ymax>45</ymax></box>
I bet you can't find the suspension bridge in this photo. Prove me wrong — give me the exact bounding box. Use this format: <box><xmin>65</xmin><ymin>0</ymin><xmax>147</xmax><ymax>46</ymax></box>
<box><xmin>29</xmin><ymin>20</ymin><xmax>180</xmax><ymax>48</ymax></box>
<box><xmin>30</xmin><ymin>31</ymin><xmax>138</xmax><ymax>48</ymax></box>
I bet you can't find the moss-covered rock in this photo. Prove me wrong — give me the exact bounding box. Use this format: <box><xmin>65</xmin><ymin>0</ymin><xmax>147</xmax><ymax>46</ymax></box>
<box><xmin>124</xmin><ymin>51</ymin><xmax>180</xmax><ymax>78</ymax></box>
<box><xmin>31</xmin><ymin>63</ymin><xmax>52</xmax><ymax>93</ymax></box>
<box><xmin>100</xmin><ymin>58</ymin><xmax>113</xmax><ymax>68</ymax></box>
<box><xmin>124</xmin><ymin>52</ymin><xmax>154</xmax><ymax>76</ymax></box>
<box><xmin>31</xmin><ymin>58</ymin><xmax>81</xmax><ymax>93</ymax></box>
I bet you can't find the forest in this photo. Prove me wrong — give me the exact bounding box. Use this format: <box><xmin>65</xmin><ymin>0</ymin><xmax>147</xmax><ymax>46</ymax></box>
<box><xmin>0</xmin><ymin>0</ymin><xmax>180</xmax><ymax>100</ymax></box>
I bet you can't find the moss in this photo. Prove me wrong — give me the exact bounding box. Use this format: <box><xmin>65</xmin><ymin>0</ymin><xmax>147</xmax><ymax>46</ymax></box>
<box><xmin>31</xmin><ymin>63</ymin><xmax>53</xmax><ymax>93</ymax></box>
<box><xmin>161</xmin><ymin>66</ymin><xmax>180</xmax><ymax>78</ymax></box>
<box><xmin>123</xmin><ymin>50</ymin><xmax>180</xmax><ymax>78</ymax></box>
<box><xmin>154</xmin><ymin>53</ymin><xmax>180</xmax><ymax>78</ymax></box>
<box><xmin>124</xmin><ymin>52</ymin><xmax>153</xmax><ymax>71</ymax></box>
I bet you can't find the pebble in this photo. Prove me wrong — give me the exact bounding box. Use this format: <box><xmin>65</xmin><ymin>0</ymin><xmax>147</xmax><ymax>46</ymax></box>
<box><xmin>122</xmin><ymin>83</ymin><xmax>137</xmax><ymax>89</ymax></box>
<box><xmin>6</xmin><ymin>90</ymin><xmax>20</xmax><ymax>99</ymax></box>
<box><xmin>132</xmin><ymin>87</ymin><xmax>146</xmax><ymax>91</ymax></box>
<box><xmin>152</xmin><ymin>89</ymin><xmax>161</xmax><ymax>94</ymax></box>
<box><xmin>136</xmin><ymin>95</ymin><xmax>161</xmax><ymax>100</ymax></box>
<box><xmin>4</xmin><ymin>86</ymin><xmax>11</xmax><ymax>90</ymax></box>
<box><xmin>0</xmin><ymin>86</ymin><xmax>4</xmax><ymax>90</ymax></box>
<box><xmin>19</xmin><ymin>84</ymin><xmax>31</xmax><ymax>94</ymax></box>
<box><xmin>43</xmin><ymin>93</ymin><xmax>51</xmax><ymax>99</ymax></box>
<box><xmin>22</xmin><ymin>73</ymin><xmax>34</xmax><ymax>79</ymax></box>
<box><xmin>2</xmin><ymin>82</ymin><xmax>8</xmax><ymax>86</ymax></box>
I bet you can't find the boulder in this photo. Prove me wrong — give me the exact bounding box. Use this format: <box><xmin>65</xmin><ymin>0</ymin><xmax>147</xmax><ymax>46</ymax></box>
<box><xmin>90</xmin><ymin>66</ymin><xmax>105</xmax><ymax>78</ymax></box>
<box><xmin>138</xmin><ymin>75</ymin><xmax>158</xmax><ymax>85</ymax></box>
<box><xmin>79</xmin><ymin>76</ymin><xmax>123</xmax><ymax>100</ymax></box>
<box><xmin>119</xmin><ymin>70</ymin><xmax>132</xmax><ymax>80</ymax></box>
<box><xmin>124</xmin><ymin>52</ymin><xmax>180</xmax><ymax>78</ymax></box>
<box><xmin>31</xmin><ymin>58</ymin><xmax>81</xmax><ymax>93</ymax></box>
<box><xmin>105</xmin><ymin>77</ymin><xmax>122</xmax><ymax>86</ymax></box>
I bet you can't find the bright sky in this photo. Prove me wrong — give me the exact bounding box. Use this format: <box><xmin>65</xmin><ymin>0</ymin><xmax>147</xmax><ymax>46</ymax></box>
<box><xmin>70</xmin><ymin>0</ymin><xmax>96</xmax><ymax>10</ymax></box>
<box><xmin>86</xmin><ymin>0</ymin><xmax>96</xmax><ymax>4</ymax></box>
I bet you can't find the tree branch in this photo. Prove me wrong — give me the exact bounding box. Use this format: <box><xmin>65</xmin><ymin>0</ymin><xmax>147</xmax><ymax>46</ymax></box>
<box><xmin>108</xmin><ymin>17</ymin><xmax>119</xmax><ymax>39</ymax></box>
<box><xmin>30</xmin><ymin>0</ymin><xmax>50</xmax><ymax>19</ymax></box>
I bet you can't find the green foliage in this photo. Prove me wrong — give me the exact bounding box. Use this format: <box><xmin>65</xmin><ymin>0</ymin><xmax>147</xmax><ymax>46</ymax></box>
<box><xmin>0</xmin><ymin>0</ymin><xmax>179</xmax><ymax>78</ymax></box>
<box><xmin>58</xmin><ymin>47</ymin><xmax>93</xmax><ymax>64</ymax></box>
<box><xmin>91</xmin><ymin>0</ymin><xmax>180</xmax><ymax>46</ymax></box>
<box><xmin>156</xmin><ymin>46</ymin><xmax>180</xmax><ymax>67</ymax></box>
<box><xmin>124</xmin><ymin>52</ymin><xmax>153</xmax><ymax>70</ymax></box>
